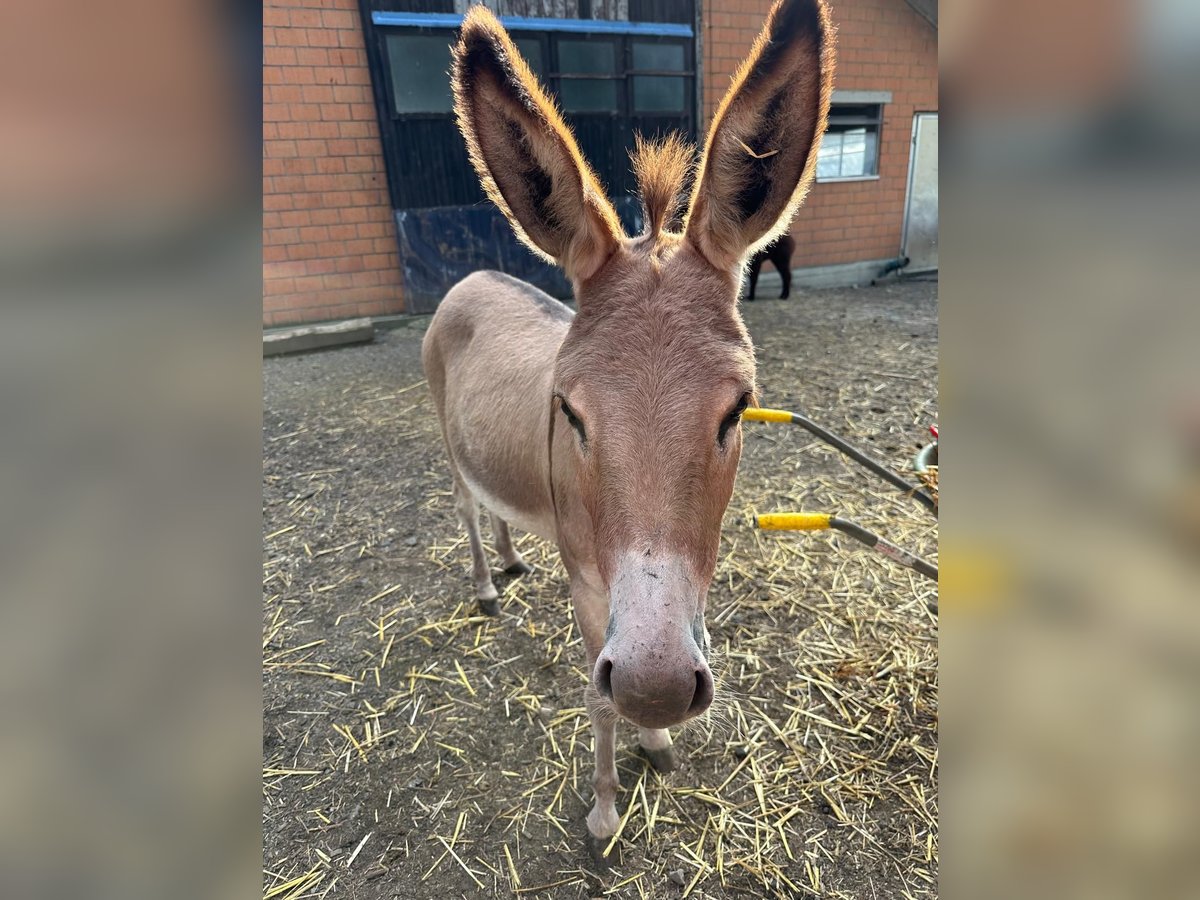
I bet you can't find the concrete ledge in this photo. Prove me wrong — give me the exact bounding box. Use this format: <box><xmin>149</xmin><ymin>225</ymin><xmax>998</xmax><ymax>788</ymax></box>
<box><xmin>831</xmin><ymin>89</ymin><xmax>893</xmax><ymax>105</ymax></box>
<box><xmin>745</xmin><ymin>258</ymin><xmax>898</xmax><ymax>298</ymax></box>
<box><xmin>263</xmin><ymin>318</ymin><xmax>375</xmax><ymax>357</ymax></box>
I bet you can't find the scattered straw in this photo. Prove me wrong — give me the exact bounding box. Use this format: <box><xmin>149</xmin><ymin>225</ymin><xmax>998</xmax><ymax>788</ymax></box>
<box><xmin>263</xmin><ymin>282</ymin><xmax>938</xmax><ymax>898</ymax></box>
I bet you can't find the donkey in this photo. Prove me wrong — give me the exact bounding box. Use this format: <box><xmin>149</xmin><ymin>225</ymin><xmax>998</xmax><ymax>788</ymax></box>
<box><xmin>423</xmin><ymin>0</ymin><xmax>834</xmax><ymax>865</ymax></box>
<box><xmin>745</xmin><ymin>233</ymin><xmax>797</xmax><ymax>300</ymax></box>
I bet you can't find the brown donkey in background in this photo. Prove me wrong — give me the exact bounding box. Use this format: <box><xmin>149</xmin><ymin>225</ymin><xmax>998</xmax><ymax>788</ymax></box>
<box><xmin>423</xmin><ymin>0</ymin><xmax>834</xmax><ymax>865</ymax></box>
<box><xmin>745</xmin><ymin>233</ymin><xmax>797</xmax><ymax>300</ymax></box>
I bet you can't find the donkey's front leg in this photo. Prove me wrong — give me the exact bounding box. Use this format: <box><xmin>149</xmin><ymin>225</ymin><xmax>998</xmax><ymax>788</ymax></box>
<box><xmin>637</xmin><ymin>726</ymin><xmax>676</xmax><ymax>773</ymax></box>
<box><xmin>571</xmin><ymin>576</ymin><xmax>620</xmax><ymax>866</ymax></box>
<box><xmin>585</xmin><ymin>696</ymin><xmax>619</xmax><ymax>865</ymax></box>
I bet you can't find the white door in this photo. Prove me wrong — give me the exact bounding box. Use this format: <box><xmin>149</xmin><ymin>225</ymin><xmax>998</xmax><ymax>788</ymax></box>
<box><xmin>902</xmin><ymin>113</ymin><xmax>938</xmax><ymax>272</ymax></box>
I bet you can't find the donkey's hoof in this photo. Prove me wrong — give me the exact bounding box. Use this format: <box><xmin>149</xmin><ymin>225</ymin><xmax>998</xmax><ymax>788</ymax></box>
<box><xmin>478</xmin><ymin>596</ymin><xmax>501</xmax><ymax>617</ymax></box>
<box><xmin>586</xmin><ymin>833</ymin><xmax>618</xmax><ymax>870</ymax></box>
<box><xmin>503</xmin><ymin>560</ymin><xmax>534</xmax><ymax>576</ymax></box>
<box><xmin>641</xmin><ymin>745</ymin><xmax>677</xmax><ymax>773</ymax></box>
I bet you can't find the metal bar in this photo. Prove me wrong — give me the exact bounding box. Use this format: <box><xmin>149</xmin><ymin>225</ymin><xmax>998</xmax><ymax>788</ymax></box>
<box><xmin>743</xmin><ymin>407</ymin><xmax>938</xmax><ymax>514</ymax></box>
<box><xmin>371</xmin><ymin>12</ymin><xmax>694</xmax><ymax>38</ymax></box>
<box><xmin>752</xmin><ymin>511</ymin><xmax>939</xmax><ymax>585</ymax></box>
<box><xmin>829</xmin><ymin>518</ymin><xmax>939</xmax><ymax>582</ymax></box>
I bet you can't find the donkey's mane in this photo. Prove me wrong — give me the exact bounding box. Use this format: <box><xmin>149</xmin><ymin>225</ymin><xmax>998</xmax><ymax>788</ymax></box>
<box><xmin>630</xmin><ymin>133</ymin><xmax>694</xmax><ymax>240</ymax></box>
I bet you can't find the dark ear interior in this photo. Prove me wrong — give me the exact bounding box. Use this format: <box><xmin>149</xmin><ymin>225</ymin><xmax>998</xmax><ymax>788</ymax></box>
<box><xmin>452</xmin><ymin>8</ymin><xmax>622</xmax><ymax>280</ymax></box>
<box><xmin>684</xmin><ymin>0</ymin><xmax>835</xmax><ymax>272</ymax></box>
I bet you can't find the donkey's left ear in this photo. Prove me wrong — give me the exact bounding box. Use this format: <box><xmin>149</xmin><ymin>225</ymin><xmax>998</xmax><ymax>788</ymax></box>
<box><xmin>452</xmin><ymin>6</ymin><xmax>623</xmax><ymax>283</ymax></box>
<box><xmin>684</xmin><ymin>0</ymin><xmax>835</xmax><ymax>272</ymax></box>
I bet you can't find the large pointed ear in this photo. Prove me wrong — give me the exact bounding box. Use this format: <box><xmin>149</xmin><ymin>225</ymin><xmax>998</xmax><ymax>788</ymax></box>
<box><xmin>684</xmin><ymin>0</ymin><xmax>835</xmax><ymax>272</ymax></box>
<box><xmin>451</xmin><ymin>7</ymin><xmax>624</xmax><ymax>283</ymax></box>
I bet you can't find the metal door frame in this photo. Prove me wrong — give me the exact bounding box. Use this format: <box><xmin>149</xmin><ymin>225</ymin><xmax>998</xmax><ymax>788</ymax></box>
<box><xmin>900</xmin><ymin>111</ymin><xmax>937</xmax><ymax>272</ymax></box>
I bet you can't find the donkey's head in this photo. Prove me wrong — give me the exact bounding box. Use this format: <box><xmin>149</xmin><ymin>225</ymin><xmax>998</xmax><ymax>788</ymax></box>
<box><xmin>453</xmin><ymin>0</ymin><xmax>834</xmax><ymax>729</ymax></box>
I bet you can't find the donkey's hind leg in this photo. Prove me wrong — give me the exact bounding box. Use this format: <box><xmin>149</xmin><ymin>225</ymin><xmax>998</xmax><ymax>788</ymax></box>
<box><xmin>491</xmin><ymin>513</ymin><xmax>533</xmax><ymax>575</ymax></box>
<box><xmin>452</xmin><ymin>477</ymin><xmax>501</xmax><ymax>615</ymax></box>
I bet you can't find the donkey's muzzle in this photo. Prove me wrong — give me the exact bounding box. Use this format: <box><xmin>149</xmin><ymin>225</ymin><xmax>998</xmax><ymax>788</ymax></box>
<box><xmin>593</xmin><ymin>641</ymin><xmax>714</xmax><ymax>729</ymax></box>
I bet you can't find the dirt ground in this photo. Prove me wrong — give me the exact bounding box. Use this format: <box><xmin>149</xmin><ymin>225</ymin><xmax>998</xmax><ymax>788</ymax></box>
<box><xmin>263</xmin><ymin>279</ymin><xmax>938</xmax><ymax>899</ymax></box>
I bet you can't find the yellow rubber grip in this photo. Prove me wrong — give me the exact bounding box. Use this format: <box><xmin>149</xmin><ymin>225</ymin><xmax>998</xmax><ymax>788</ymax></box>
<box><xmin>742</xmin><ymin>407</ymin><xmax>793</xmax><ymax>423</ymax></box>
<box><xmin>755</xmin><ymin>512</ymin><xmax>832</xmax><ymax>531</ymax></box>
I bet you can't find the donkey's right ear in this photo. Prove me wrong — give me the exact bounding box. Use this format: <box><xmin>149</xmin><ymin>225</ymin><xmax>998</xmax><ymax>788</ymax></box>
<box><xmin>452</xmin><ymin>7</ymin><xmax>623</xmax><ymax>283</ymax></box>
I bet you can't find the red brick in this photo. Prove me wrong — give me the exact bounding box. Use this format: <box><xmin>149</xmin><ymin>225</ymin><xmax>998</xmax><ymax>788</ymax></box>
<box><xmin>305</xmin><ymin>258</ymin><xmax>337</xmax><ymax>275</ymax></box>
<box><xmin>307</xmin><ymin>28</ymin><xmax>340</xmax><ymax>48</ymax></box>
<box><xmin>313</xmin><ymin>66</ymin><xmax>349</xmax><ymax>85</ymax></box>
<box><xmin>322</xmin><ymin>9</ymin><xmax>356</xmax><ymax>29</ymax></box>
<box><xmin>279</xmin><ymin>210</ymin><xmax>312</xmax><ymax>228</ymax></box>
<box><xmin>308</xmin><ymin>122</ymin><xmax>341</xmax><ymax>139</ymax></box>
<box><xmin>286</xmin><ymin>243</ymin><xmax>320</xmax><ymax>261</ymax></box>
<box><xmin>274</xmin><ymin>27</ymin><xmax>309</xmax><ymax>48</ymax></box>
<box><xmin>335</xmin><ymin>255</ymin><xmax>366</xmax><ymax>274</ymax></box>
<box><xmin>301</xmin><ymin>84</ymin><xmax>335</xmax><ymax>104</ymax></box>
<box><xmin>288</xmin><ymin>9</ymin><xmax>320</xmax><ymax>28</ymax></box>
<box><xmin>295</xmin><ymin>47</ymin><xmax>330</xmax><ymax>66</ymax></box>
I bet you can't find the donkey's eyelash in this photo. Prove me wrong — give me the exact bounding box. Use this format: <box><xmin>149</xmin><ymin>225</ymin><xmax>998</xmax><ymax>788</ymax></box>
<box><xmin>558</xmin><ymin>396</ymin><xmax>587</xmax><ymax>443</ymax></box>
<box><xmin>717</xmin><ymin>393</ymin><xmax>752</xmax><ymax>447</ymax></box>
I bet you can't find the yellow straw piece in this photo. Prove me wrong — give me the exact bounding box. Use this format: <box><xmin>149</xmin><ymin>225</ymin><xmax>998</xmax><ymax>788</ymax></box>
<box><xmin>755</xmin><ymin>512</ymin><xmax>832</xmax><ymax>531</ymax></box>
<box><xmin>742</xmin><ymin>407</ymin><xmax>793</xmax><ymax>423</ymax></box>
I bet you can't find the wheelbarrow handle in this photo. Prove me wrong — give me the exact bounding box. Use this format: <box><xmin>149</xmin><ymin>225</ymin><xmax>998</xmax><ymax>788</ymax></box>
<box><xmin>755</xmin><ymin>512</ymin><xmax>832</xmax><ymax>531</ymax></box>
<box><xmin>753</xmin><ymin>511</ymin><xmax>939</xmax><ymax>584</ymax></box>
<box><xmin>744</xmin><ymin>407</ymin><xmax>938</xmax><ymax>515</ymax></box>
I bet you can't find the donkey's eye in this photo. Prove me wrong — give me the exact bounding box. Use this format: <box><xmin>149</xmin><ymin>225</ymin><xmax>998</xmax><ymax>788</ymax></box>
<box><xmin>718</xmin><ymin>394</ymin><xmax>751</xmax><ymax>447</ymax></box>
<box><xmin>559</xmin><ymin>398</ymin><xmax>587</xmax><ymax>443</ymax></box>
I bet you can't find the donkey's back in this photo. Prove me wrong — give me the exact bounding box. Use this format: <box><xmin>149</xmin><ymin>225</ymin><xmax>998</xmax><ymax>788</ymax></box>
<box><xmin>423</xmin><ymin>271</ymin><xmax>571</xmax><ymax>557</ymax></box>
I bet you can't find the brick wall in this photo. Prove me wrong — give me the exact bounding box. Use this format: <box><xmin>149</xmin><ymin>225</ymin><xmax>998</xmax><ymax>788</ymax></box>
<box><xmin>263</xmin><ymin>0</ymin><xmax>404</xmax><ymax>327</ymax></box>
<box><xmin>703</xmin><ymin>0</ymin><xmax>937</xmax><ymax>268</ymax></box>
<box><xmin>261</xmin><ymin>0</ymin><xmax>935</xmax><ymax>325</ymax></box>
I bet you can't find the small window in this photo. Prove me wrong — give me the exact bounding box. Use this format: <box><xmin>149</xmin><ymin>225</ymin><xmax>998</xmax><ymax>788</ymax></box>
<box><xmin>630</xmin><ymin>40</ymin><xmax>686</xmax><ymax>112</ymax></box>
<box><xmin>386</xmin><ymin>33</ymin><xmax>454</xmax><ymax>115</ymax></box>
<box><xmin>558</xmin><ymin>80</ymin><xmax>616</xmax><ymax>111</ymax></box>
<box><xmin>632</xmin><ymin>42</ymin><xmax>685</xmax><ymax>71</ymax></box>
<box><xmin>557</xmin><ymin>39</ymin><xmax>618</xmax><ymax>112</ymax></box>
<box><xmin>513</xmin><ymin>37</ymin><xmax>544</xmax><ymax>77</ymax></box>
<box><xmin>633</xmin><ymin>76</ymin><xmax>685</xmax><ymax>112</ymax></box>
<box><xmin>818</xmin><ymin>104</ymin><xmax>882</xmax><ymax>180</ymax></box>
<box><xmin>557</xmin><ymin>39</ymin><xmax>616</xmax><ymax>74</ymax></box>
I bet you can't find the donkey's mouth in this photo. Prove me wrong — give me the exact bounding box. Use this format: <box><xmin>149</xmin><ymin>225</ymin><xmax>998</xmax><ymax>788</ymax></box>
<box><xmin>613</xmin><ymin>687</ymin><xmax>712</xmax><ymax>730</ymax></box>
<box><xmin>594</xmin><ymin>656</ymin><xmax>715</xmax><ymax>729</ymax></box>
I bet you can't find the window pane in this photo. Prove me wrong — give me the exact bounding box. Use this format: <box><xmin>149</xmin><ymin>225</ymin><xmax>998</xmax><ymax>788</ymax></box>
<box><xmin>841</xmin><ymin>149</ymin><xmax>866</xmax><ymax>177</ymax></box>
<box><xmin>863</xmin><ymin>131</ymin><xmax>878</xmax><ymax>175</ymax></box>
<box><xmin>386</xmin><ymin>34</ymin><xmax>452</xmax><ymax>114</ymax></box>
<box><xmin>817</xmin><ymin>133</ymin><xmax>842</xmax><ymax>179</ymax></box>
<box><xmin>633</xmin><ymin>76</ymin><xmax>686</xmax><ymax>113</ymax></box>
<box><xmin>841</xmin><ymin>127</ymin><xmax>867</xmax><ymax>154</ymax></box>
<box><xmin>559</xmin><ymin>79</ymin><xmax>617</xmax><ymax>112</ymax></box>
<box><xmin>632</xmin><ymin>42</ymin><xmax>685</xmax><ymax>71</ymax></box>
<box><xmin>818</xmin><ymin>122</ymin><xmax>880</xmax><ymax>179</ymax></box>
<box><xmin>513</xmin><ymin>37</ymin><xmax>543</xmax><ymax>76</ymax></box>
<box><xmin>557</xmin><ymin>40</ymin><xmax>615</xmax><ymax>74</ymax></box>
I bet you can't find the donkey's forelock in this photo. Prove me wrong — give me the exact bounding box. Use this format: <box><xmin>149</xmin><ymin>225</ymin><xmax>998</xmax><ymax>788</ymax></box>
<box><xmin>630</xmin><ymin>134</ymin><xmax>694</xmax><ymax>240</ymax></box>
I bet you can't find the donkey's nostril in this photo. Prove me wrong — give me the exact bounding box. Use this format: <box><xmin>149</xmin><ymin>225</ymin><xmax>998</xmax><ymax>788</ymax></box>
<box><xmin>594</xmin><ymin>658</ymin><xmax>614</xmax><ymax>699</ymax></box>
<box><xmin>689</xmin><ymin>666</ymin><xmax>715</xmax><ymax>716</ymax></box>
